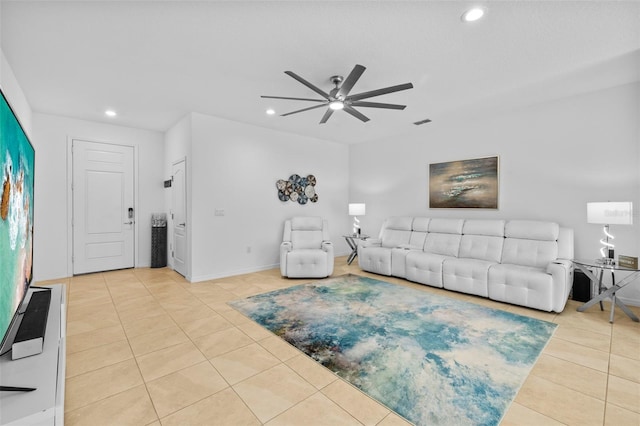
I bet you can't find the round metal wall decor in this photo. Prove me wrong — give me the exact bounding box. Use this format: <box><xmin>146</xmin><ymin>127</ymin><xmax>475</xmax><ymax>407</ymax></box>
<box><xmin>276</xmin><ymin>174</ymin><xmax>318</xmax><ymax>204</ymax></box>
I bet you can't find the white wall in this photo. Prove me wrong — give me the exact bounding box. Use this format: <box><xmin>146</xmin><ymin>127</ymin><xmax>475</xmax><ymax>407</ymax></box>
<box><xmin>31</xmin><ymin>113</ymin><xmax>165</xmax><ymax>281</ymax></box>
<box><xmin>1</xmin><ymin>51</ymin><xmax>31</xmax><ymax>136</ymax></box>
<box><xmin>176</xmin><ymin>113</ymin><xmax>350</xmax><ymax>282</ymax></box>
<box><xmin>350</xmin><ymin>83</ymin><xmax>640</xmax><ymax>305</ymax></box>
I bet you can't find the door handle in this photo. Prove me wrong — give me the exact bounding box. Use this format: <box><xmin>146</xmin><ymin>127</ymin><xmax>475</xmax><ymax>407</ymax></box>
<box><xmin>124</xmin><ymin>221</ymin><xmax>134</xmax><ymax>225</ymax></box>
<box><xmin>179</xmin><ymin>223</ymin><xmax>186</xmax><ymax>226</ymax></box>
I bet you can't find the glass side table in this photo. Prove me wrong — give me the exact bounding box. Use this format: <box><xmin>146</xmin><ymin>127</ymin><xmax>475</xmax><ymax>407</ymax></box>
<box><xmin>572</xmin><ymin>259</ymin><xmax>640</xmax><ymax>323</ymax></box>
<box><xmin>343</xmin><ymin>234</ymin><xmax>369</xmax><ymax>265</ymax></box>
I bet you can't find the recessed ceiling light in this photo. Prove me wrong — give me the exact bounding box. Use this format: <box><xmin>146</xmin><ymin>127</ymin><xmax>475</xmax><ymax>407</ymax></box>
<box><xmin>461</xmin><ymin>7</ymin><xmax>485</xmax><ymax>22</ymax></box>
<box><xmin>266</xmin><ymin>108</ymin><xmax>276</xmax><ymax>115</ymax></box>
<box><xmin>105</xmin><ymin>109</ymin><xmax>117</xmax><ymax>117</ymax></box>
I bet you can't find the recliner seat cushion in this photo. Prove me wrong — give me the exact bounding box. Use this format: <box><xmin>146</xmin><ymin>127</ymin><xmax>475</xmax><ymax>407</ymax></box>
<box><xmin>443</xmin><ymin>258</ymin><xmax>495</xmax><ymax>297</ymax></box>
<box><xmin>405</xmin><ymin>252</ymin><xmax>448</xmax><ymax>287</ymax></box>
<box><xmin>358</xmin><ymin>247</ymin><xmax>393</xmax><ymax>276</ymax></box>
<box><xmin>488</xmin><ymin>264</ymin><xmax>554</xmax><ymax>312</ymax></box>
<box><xmin>285</xmin><ymin>250</ymin><xmax>329</xmax><ymax>278</ymax></box>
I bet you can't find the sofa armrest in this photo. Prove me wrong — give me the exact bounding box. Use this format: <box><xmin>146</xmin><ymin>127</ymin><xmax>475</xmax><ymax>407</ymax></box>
<box><xmin>397</xmin><ymin>244</ymin><xmax>423</xmax><ymax>250</ymax></box>
<box><xmin>547</xmin><ymin>259</ymin><xmax>573</xmax><ymax>312</ymax></box>
<box><xmin>322</xmin><ymin>241</ymin><xmax>334</xmax><ymax>276</ymax></box>
<box><xmin>281</xmin><ymin>241</ymin><xmax>292</xmax><ymax>253</ymax></box>
<box><xmin>359</xmin><ymin>238</ymin><xmax>381</xmax><ymax>249</ymax></box>
<box><xmin>280</xmin><ymin>242</ymin><xmax>292</xmax><ymax>276</ymax></box>
<box><xmin>321</xmin><ymin>241</ymin><xmax>334</xmax><ymax>254</ymax></box>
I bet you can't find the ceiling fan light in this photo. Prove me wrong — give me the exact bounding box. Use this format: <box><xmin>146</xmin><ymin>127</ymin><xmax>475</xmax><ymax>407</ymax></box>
<box><xmin>329</xmin><ymin>100</ymin><xmax>344</xmax><ymax>110</ymax></box>
<box><xmin>461</xmin><ymin>7</ymin><xmax>485</xmax><ymax>22</ymax></box>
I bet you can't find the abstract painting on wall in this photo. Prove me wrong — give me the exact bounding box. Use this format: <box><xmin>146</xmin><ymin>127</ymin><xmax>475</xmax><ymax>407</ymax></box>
<box><xmin>276</xmin><ymin>174</ymin><xmax>318</xmax><ymax>205</ymax></box>
<box><xmin>429</xmin><ymin>156</ymin><xmax>498</xmax><ymax>209</ymax></box>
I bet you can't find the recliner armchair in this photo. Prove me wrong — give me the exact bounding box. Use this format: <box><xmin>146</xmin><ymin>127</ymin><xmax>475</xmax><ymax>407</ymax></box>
<box><xmin>280</xmin><ymin>216</ymin><xmax>334</xmax><ymax>278</ymax></box>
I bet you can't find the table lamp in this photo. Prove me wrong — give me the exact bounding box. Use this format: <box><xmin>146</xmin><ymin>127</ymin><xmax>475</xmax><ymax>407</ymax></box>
<box><xmin>587</xmin><ymin>201</ymin><xmax>633</xmax><ymax>264</ymax></box>
<box><xmin>348</xmin><ymin>203</ymin><xmax>366</xmax><ymax>236</ymax></box>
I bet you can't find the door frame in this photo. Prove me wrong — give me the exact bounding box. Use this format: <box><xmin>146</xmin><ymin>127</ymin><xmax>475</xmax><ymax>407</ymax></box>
<box><xmin>66</xmin><ymin>137</ymin><xmax>140</xmax><ymax>276</ymax></box>
<box><xmin>169</xmin><ymin>156</ymin><xmax>189</xmax><ymax>279</ymax></box>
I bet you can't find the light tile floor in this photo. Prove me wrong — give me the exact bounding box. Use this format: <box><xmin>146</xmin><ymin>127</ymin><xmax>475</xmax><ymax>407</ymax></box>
<box><xmin>37</xmin><ymin>256</ymin><xmax>639</xmax><ymax>425</ymax></box>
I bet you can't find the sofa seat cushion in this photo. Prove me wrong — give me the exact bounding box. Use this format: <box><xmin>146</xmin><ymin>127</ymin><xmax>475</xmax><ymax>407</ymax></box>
<box><xmin>488</xmin><ymin>264</ymin><xmax>554</xmax><ymax>311</ymax></box>
<box><xmin>443</xmin><ymin>258</ymin><xmax>496</xmax><ymax>297</ymax></box>
<box><xmin>358</xmin><ymin>246</ymin><xmax>393</xmax><ymax>276</ymax></box>
<box><xmin>405</xmin><ymin>252</ymin><xmax>450</xmax><ymax>288</ymax></box>
<box><xmin>284</xmin><ymin>249</ymin><xmax>329</xmax><ymax>278</ymax></box>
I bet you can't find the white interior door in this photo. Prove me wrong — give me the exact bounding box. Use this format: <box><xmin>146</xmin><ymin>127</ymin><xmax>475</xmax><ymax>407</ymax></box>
<box><xmin>171</xmin><ymin>158</ymin><xmax>187</xmax><ymax>277</ymax></box>
<box><xmin>72</xmin><ymin>140</ymin><xmax>135</xmax><ymax>275</ymax></box>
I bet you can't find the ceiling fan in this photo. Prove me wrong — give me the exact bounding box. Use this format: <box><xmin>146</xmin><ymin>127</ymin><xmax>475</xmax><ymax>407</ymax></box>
<box><xmin>261</xmin><ymin>64</ymin><xmax>413</xmax><ymax>124</ymax></box>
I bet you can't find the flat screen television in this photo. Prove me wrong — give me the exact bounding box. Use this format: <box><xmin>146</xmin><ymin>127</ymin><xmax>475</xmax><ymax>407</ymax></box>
<box><xmin>0</xmin><ymin>86</ymin><xmax>35</xmax><ymax>356</ymax></box>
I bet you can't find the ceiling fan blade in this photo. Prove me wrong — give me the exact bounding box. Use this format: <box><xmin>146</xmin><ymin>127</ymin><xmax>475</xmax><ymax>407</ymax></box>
<box><xmin>337</xmin><ymin>64</ymin><xmax>366</xmax><ymax>98</ymax></box>
<box><xmin>350</xmin><ymin>101</ymin><xmax>406</xmax><ymax>110</ymax></box>
<box><xmin>319</xmin><ymin>108</ymin><xmax>334</xmax><ymax>124</ymax></box>
<box><xmin>261</xmin><ymin>95</ymin><xmax>326</xmax><ymax>102</ymax></box>
<box><xmin>343</xmin><ymin>105</ymin><xmax>370</xmax><ymax>122</ymax></box>
<box><xmin>347</xmin><ymin>83</ymin><xmax>414</xmax><ymax>102</ymax></box>
<box><xmin>285</xmin><ymin>71</ymin><xmax>331</xmax><ymax>100</ymax></box>
<box><xmin>281</xmin><ymin>103</ymin><xmax>328</xmax><ymax>117</ymax></box>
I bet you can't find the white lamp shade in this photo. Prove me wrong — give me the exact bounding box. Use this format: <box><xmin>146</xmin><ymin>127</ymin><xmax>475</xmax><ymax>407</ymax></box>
<box><xmin>587</xmin><ymin>202</ymin><xmax>633</xmax><ymax>225</ymax></box>
<box><xmin>349</xmin><ymin>203</ymin><xmax>366</xmax><ymax>216</ymax></box>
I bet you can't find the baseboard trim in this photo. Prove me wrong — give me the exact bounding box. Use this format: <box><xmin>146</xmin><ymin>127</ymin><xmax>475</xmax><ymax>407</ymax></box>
<box><xmin>190</xmin><ymin>263</ymin><xmax>280</xmax><ymax>283</ymax></box>
<box><xmin>617</xmin><ymin>296</ymin><xmax>640</xmax><ymax>308</ymax></box>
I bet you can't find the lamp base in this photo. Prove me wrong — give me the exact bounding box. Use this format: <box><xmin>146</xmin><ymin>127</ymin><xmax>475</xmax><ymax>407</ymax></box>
<box><xmin>599</xmin><ymin>257</ymin><xmax>616</xmax><ymax>266</ymax></box>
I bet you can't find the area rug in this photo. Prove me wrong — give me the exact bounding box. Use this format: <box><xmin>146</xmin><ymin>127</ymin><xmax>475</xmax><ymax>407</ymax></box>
<box><xmin>229</xmin><ymin>274</ymin><xmax>557</xmax><ymax>425</ymax></box>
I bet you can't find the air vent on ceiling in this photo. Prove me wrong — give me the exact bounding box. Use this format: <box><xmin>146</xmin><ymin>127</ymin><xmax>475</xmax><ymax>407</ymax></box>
<box><xmin>413</xmin><ymin>118</ymin><xmax>432</xmax><ymax>126</ymax></box>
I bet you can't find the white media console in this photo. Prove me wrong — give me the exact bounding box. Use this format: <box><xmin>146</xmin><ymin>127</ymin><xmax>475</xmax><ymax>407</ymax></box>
<box><xmin>0</xmin><ymin>284</ymin><xmax>66</xmax><ymax>425</ymax></box>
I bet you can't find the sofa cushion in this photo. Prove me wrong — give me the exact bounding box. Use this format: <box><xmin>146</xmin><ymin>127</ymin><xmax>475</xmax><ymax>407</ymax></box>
<box><xmin>459</xmin><ymin>235</ymin><xmax>504</xmax><ymax>263</ymax></box>
<box><xmin>505</xmin><ymin>220</ymin><xmax>559</xmax><ymax>241</ymax></box>
<box><xmin>285</xmin><ymin>249</ymin><xmax>329</xmax><ymax>278</ymax></box>
<box><xmin>358</xmin><ymin>246</ymin><xmax>393</xmax><ymax>276</ymax></box>
<box><xmin>381</xmin><ymin>217</ymin><xmax>414</xmax><ymax>248</ymax></box>
<box><xmin>488</xmin><ymin>264</ymin><xmax>554</xmax><ymax>312</ymax></box>
<box><xmin>405</xmin><ymin>251</ymin><xmax>449</xmax><ymax>288</ymax></box>
<box><xmin>428</xmin><ymin>218</ymin><xmax>464</xmax><ymax>234</ymax></box>
<box><xmin>502</xmin><ymin>238</ymin><xmax>558</xmax><ymax>269</ymax></box>
<box><xmin>443</xmin><ymin>258</ymin><xmax>495</xmax><ymax>297</ymax></box>
<box><xmin>289</xmin><ymin>216</ymin><xmax>325</xmax><ymax>249</ymax></box>
<box><xmin>291</xmin><ymin>216</ymin><xmax>323</xmax><ymax>231</ymax></box>
<box><xmin>407</xmin><ymin>217</ymin><xmax>430</xmax><ymax>249</ymax></box>
<box><xmin>412</xmin><ymin>217</ymin><xmax>430</xmax><ymax>232</ymax></box>
<box><xmin>463</xmin><ymin>219</ymin><xmax>505</xmax><ymax>237</ymax></box>
<box><xmin>424</xmin><ymin>233</ymin><xmax>462</xmax><ymax>257</ymax></box>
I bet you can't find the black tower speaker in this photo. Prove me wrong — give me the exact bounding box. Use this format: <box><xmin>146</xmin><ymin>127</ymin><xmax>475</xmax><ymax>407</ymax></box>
<box><xmin>572</xmin><ymin>270</ymin><xmax>591</xmax><ymax>302</ymax></box>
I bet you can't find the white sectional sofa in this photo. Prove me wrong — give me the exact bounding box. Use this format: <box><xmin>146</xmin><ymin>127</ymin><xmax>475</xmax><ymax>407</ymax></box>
<box><xmin>358</xmin><ymin>217</ymin><xmax>574</xmax><ymax>312</ymax></box>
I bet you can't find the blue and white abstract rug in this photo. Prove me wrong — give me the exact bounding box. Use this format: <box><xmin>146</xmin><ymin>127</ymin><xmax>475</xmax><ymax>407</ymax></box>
<box><xmin>229</xmin><ymin>274</ymin><xmax>556</xmax><ymax>425</ymax></box>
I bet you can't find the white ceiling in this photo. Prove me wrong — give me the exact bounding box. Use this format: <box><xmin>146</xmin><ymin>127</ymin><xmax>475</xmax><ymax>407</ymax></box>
<box><xmin>1</xmin><ymin>1</ymin><xmax>639</xmax><ymax>144</ymax></box>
